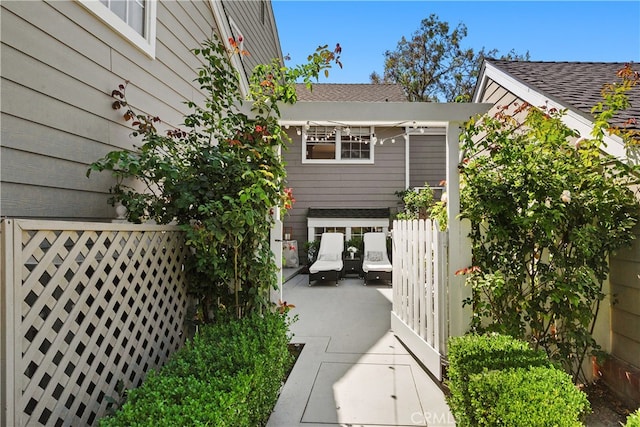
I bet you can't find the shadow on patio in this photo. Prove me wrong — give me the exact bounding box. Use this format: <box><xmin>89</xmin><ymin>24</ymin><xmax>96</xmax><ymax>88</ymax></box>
<box><xmin>267</xmin><ymin>273</ymin><xmax>454</xmax><ymax>427</ymax></box>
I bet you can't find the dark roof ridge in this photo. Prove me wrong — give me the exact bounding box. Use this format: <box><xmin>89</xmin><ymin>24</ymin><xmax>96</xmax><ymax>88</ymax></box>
<box><xmin>299</xmin><ymin>82</ymin><xmax>401</xmax><ymax>85</ymax></box>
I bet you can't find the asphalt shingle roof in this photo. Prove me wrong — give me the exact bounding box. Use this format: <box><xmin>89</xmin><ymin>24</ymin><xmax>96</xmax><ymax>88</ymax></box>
<box><xmin>295</xmin><ymin>83</ymin><xmax>407</xmax><ymax>102</ymax></box>
<box><xmin>487</xmin><ymin>60</ymin><xmax>640</xmax><ymax>132</ymax></box>
<box><xmin>307</xmin><ymin>208</ymin><xmax>391</xmax><ymax>219</ymax></box>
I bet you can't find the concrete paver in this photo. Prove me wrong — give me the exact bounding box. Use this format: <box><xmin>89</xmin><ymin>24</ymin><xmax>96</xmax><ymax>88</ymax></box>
<box><xmin>267</xmin><ymin>274</ymin><xmax>455</xmax><ymax>427</ymax></box>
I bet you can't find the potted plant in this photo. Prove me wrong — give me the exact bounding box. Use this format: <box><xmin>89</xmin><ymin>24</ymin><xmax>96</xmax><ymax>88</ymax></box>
<box><xmin>345</xmin><ymin>237</ymin><xmax>363</xmax><ymax>259</ymax></box>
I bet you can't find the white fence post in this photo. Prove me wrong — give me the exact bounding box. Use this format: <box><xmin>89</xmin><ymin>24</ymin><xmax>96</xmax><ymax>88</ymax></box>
<box><xmin>445</xmin><ymin>122</ymin><xmax>473</xmax><ymax>351</ymax></box>
<box><xmin>1</xmin><ymin>219</ymin><xmax>17</xmax><ymax>427</ymax></box>
<box><xmin>270</xmin><ymin>209</ymin><xmax>283</xmax><ymax>305</ymax></box>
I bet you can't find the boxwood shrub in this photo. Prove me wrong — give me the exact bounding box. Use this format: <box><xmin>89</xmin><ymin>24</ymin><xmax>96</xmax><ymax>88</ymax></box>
<box><xmin>626</xmin><ymin>409</ymin><xmax>640</xmax><ymax>427</ymax></box>
<box><xmin>446</xmin><ymin>334</ymin><xmax>551</xmax><ymax>426</ymax></box>
<box><xmin>467</xmin><ymin>365</ymin><xmax>590</xmax><ymax>426</ymax></box>
<box><xmin>100</xmin><ymin>312</ymin><xmax>293</xmax><ymax>427</ymax></box>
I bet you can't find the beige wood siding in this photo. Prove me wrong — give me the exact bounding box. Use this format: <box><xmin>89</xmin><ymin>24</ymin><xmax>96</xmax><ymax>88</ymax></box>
<box><xmin>0</xmin><ymin>0</ymin><xmax>260</xmax><ymax>221</ymax></box>
<box><xmin>409</xmin><ymin>134</ymin><xmax>446</xmax><ymax>188</ymax></box>
<box><xmin>610</xmin><ymin>228</ymin><xmax>640</xmax><ymax>368</ymax></box>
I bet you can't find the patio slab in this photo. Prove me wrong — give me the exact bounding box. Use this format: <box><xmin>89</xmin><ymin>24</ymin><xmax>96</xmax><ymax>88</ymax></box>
<box><xmin>267</xmin><ymin>274</ymin><xmax>454</xmax><ymax>427</ymax></box>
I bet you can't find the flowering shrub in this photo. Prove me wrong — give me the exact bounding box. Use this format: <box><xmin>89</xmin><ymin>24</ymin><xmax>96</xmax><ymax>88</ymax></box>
<box><xmin>89</xmin><ymin>36</ymin><xmax>341</xmax><ymax>320</ymax></box>
<box><xmin>395</xmin><ymin>184</ymin><xmax>435</xmax><ymax>220</ymax></box>
<box><xmin>459</xmin><ymin>66</ymin><xmax>640</xmax><ymax>382</ymax></box>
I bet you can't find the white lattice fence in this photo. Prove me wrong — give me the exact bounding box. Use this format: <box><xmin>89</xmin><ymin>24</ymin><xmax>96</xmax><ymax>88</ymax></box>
<box><xmin>1</xmin><ymin>219</ymin><xmax>188</xmax><ymax>427</ymax></box>
<box><xmin>391</xmin><ymin>219</ymin><xmax>448</xmax><ymax>381</ymax></box>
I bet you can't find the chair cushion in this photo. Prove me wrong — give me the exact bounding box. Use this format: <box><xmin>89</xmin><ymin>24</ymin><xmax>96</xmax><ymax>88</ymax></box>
<box><xmin>318</xmin><ymin>253</ymin><xmax>339</xmax><ymax>261</ymax></box>
<box><xmin>366</xmin><ymin>251</ymin><xmax>384</xmax><ymax>262</ymax></box>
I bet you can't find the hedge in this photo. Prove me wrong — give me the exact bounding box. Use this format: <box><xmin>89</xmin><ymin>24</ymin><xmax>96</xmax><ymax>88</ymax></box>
<box><xmin>468</xmin><ymin>366</ymin><xmax>590</xmax><ymax>426</ymax></box>
<box><xmin>99</xmin><ymin>312</ymin><xmax>293</xmax><ymax>427</ymax></box>
<box><xmin>447</xmin><ymin>333</ymin><xmax>551</xmax><ymax>426</ymax></box>
<box><xmin>446</xmin><ymin>334</ymin><xmax>589</xmax><ymax>426</ymax></box>
<box><xmin>626</xmin><ymin>409</ymin><xmax>640</xmax><ymax>427</ymax></box>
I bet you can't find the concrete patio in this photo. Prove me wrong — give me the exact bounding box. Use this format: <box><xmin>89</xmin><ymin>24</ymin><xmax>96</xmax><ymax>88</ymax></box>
<box><xmin>268</xmin><ymin>272</ymin><xmax>454</xmax><ymax>427</ymax></box>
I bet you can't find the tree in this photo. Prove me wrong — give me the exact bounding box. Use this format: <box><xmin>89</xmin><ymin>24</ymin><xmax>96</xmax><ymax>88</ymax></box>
<box><xmin>370</xmin><ymin>14</ymin><xmax>529</xmax><ymax>102</ymax></box>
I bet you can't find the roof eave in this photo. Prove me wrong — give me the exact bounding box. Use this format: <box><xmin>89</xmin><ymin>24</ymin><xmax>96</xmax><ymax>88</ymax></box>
<box><xmin>476</xmin><ymin>61</ymin><xmax>626</xmax><ymax>159</ymax></box>
<box><xmin>278</xmin><ymin>101</ymin><xmax>491</xmax><ymax>127</ymax></box>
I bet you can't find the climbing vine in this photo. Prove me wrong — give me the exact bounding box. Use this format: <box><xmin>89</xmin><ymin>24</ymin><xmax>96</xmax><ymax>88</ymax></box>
<box><xmin>458</xmin><ymin>64</ymin><xmax>640</xmax><ymax>382</ymax></box>
<box><xmin>88</xmin><ymin>35</ymin><xmax>341</xmax><ymax>320</ymax></box>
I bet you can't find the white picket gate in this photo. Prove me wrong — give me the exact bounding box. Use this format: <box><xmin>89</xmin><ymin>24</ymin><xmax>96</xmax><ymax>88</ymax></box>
<box><xmin>391</xmin><ymin>219</ymin><xmax>448</xmax><ymax>381</ymax></box>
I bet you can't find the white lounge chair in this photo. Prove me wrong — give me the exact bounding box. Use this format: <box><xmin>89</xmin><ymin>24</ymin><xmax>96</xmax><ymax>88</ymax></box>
<box><xmin>308</xmin><ymin>232</ymin><xmax>344</xmax><ymax>286</ymax></box>
<box><xmin>362</xmin><ymin>232</ymin><xmax>392</xmax><ymax>285</ymax></box>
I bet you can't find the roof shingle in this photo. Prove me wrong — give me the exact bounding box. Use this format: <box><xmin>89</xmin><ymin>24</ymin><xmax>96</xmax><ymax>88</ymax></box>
<box><xmin>486</xmin><ymin>60</ymin><xmax>640</xmax><ymax>132</ymax></box>
<box><xmin>295</xmin><ymin>83</ymin><xmax>407</xmax><ymax>102</ymax></box>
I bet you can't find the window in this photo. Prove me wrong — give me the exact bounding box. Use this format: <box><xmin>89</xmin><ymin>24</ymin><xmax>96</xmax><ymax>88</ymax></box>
<box><xmin>78</xmin><ymin>0</ymin><xmax>157</xmax><ymax>58</ymax></box>
<box><xmin>311</xmin><ymin>226</ymin><xmax>385</xmax><ymax>244</ymax></box>
<box><xmin>303</xmin><ymin>126</ymin><xmax>374</xmax><ymax>163</ymax></box>
<box><xmin>313</xmin><ymin>227</ymin><xmax>346</xmax><ymax>242</ymax></box>
<box><xmin>100</xmin><ymin>0</ymin><xmax>145</xmax><ymax>35</ymax></box>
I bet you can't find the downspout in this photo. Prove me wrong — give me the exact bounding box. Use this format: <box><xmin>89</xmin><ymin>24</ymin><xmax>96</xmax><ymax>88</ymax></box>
<box><xmin>405</xmin><ymin>127</ymin><xmax>410</xmax><ymax>189</ymax></box>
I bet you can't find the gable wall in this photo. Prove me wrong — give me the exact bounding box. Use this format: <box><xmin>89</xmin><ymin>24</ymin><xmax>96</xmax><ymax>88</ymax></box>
<box><xmin>282</xmin><ymin>127</ymin><xmax>447</xmax><ymax>258</ymax></box>
<box><xmin>282</xmin><ymin>127</ymin><xmax>403</xmax><ymax>250</ymax></box>
<box><xmin>0</xmin><ymin>0</ymin><xmax>222</xmax><ymax>220</ymax></box>
<box><xmin>409</xmin><ymin>134</ymin><xmax>446</xmax><ymax>189</ymax></box>
<box><xmin>478</xmin><ymin>77</ymin><xmax>640</xmax><ymax>373</ymax></box>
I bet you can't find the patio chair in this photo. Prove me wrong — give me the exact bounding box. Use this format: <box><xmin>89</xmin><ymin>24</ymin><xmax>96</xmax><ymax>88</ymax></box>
<box><xmin>362</xmin><ymin>232</ymin><xmax>392</xmax><ymax>285</ymax></box>
<box><xmin>308</xmin><ymin>232</ymin><xmax>344</xmax><ymax>286</ymax></box>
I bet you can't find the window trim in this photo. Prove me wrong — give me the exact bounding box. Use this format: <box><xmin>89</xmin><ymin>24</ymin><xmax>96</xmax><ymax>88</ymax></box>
<box><xmin>307</xmin><ymin>218</ymin><xmax>390</xmax><ymax>242</ymax></box>
<box><xmin>208</xmin><ymin>1</ymin><xmax>250</xmax><ymax>97</ymax></box>
<box><xmin>78</xmin><ymin>0</ymin><xmax>157</xmax><ymax>59</ymax></box>
<box><xmin>302</xmin><ymin>125</ymin><xmax>375</xmax><ymax>164</ymax></box>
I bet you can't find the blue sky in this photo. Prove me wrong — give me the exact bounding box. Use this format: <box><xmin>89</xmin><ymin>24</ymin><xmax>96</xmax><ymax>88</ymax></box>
<box><xmin>272</xmin><ymin>1</ymin><xmax>640</xmax><ymax>83</ymax></box>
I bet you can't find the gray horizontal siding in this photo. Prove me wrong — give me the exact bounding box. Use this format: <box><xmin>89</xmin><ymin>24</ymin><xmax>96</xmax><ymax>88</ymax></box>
<box><xmin>282</xmin><ymin>127</ymin><xmax>404</xmax><ymax>250</ymax></box>
<box><xmin>221</xmin><ymin>0</ymin><xmax>282</xmax><ymax>77</ymax></box>
<box><xmin>409</xmin><ymin>134</ymin><xmax>446</xmax><ymax>188</ymax></box>
<box><xmin>1</xmin><ymin>182</ymin><xmax>115</xmax><ymax>220</ymax></box>
<box><xmin>0</xmin><ymin>0</ymin><xmax>261</xmax><ymax>220</ymax></box>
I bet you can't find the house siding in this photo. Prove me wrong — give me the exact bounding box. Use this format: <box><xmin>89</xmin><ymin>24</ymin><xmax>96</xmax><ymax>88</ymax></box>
<box><xmin>282</xmin><ymin>127</ymin><xmax>404</xmax><ymax>252</ymax></box>
<box><xmin>610</xmin><ymin>228</ymin><xmax>640</xmax><ymax>368</ymax></box>
<box><xmin>409</xmin><ymin>134</ymin><xmax>446</xmax><ymax>188</ymax></box>
<box><xmin>0</xmin><ymin>0</ymin><xmax>243</xmax><ymax>221</ymax></box>
<box><xmin>221</xmin><ymin>0</ymin><xmax>282</xmax><ymax>73</ymax></box>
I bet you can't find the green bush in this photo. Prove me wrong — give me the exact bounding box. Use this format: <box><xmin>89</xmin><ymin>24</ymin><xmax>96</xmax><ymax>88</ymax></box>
<box><xmin>447</xmin><ymin>334</ymin><xmax>550</xmax><ymax>426</ymax></box>
<box><xmin>100</xmin><ymin>312</ymin><xmax>292</xmax><ymax>427</ymax></box>
<box><xmin>467</xmin><ymin>366</ymin><xmax>590</xmax><ymax>426</ymax></box>
<box><xmin>626</xmin><ymin>409</ymin><xmax>640</xmax><ymax>427</ymax></box>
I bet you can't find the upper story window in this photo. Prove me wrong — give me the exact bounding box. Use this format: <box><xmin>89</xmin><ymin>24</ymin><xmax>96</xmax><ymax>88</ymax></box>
<box><xmin>303</xmin><ymin>126</ymin><xmax>374</xmax><ymax>164</ymax></box>
<box><xmin>78</xmin><ymin>0</ymin><xmax>157</xmax><ymax>58</ymax></box>
<box><xmin>101</xmin><ymin>0</ymin><xmax>145</xmax><ymax>35</ymax></box>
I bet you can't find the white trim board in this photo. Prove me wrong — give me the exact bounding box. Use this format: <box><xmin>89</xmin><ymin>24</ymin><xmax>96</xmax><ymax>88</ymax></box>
<box><xmin>77</xmin><ymin>0</ymin><xmax>157</xmax><ymax>59</ymax></box>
